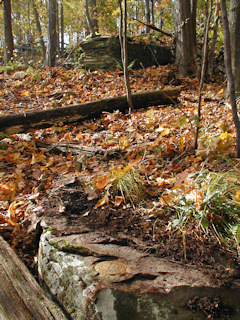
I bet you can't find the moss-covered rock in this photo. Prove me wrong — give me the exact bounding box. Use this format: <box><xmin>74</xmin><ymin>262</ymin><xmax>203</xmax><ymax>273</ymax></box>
<box><xmin>78</xmin><ymin>36</ymin><xmax>174</xmax><ymax>71</ymax></box>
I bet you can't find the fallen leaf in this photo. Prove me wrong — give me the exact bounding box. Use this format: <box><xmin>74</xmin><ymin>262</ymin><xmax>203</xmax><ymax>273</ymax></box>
<box><xmin>95</xmin><ymin>196</ymin><xmax>109</xmax><ymax>208</ymax></box>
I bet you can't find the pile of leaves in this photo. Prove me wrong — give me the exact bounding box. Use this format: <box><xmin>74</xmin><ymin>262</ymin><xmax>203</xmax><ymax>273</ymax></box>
<box><xmin>0</xmin><ymin>65</ymin><xmax>240</xmax><ymax>271</ymax></box>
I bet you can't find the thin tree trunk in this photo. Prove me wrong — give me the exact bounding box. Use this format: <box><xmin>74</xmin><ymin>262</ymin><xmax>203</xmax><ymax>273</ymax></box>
<box><xmin>221</xmin><ymin>0</ymin><xmax>240</xmax><ymax>157</ymax></box>
<box><xmin>85</xmin><ymin>0</ymin><xmax>96</xmax><ymax>37</ymax></box>
<box><xmin>208</xmin><ymin>2</ymin><xmax>220</xmax><ymax>79</ymax></box>
<box><xmin>47</xmin><ymin>0</ymin><xmax>57</xmax><ymax>67</ymax></box>
<box><xmin>118</xmin><ymin>0</ymin><xmax>133</xmax><ymax>113</ymax></box>
<box><xmin>89</xmin><ymin>0</ymin><xmax>98</xmax><ymax>33</ymax></box>
<box><xmin>15</xmin><ymin>0</ymin><xmax>22</xmax><ymax>48</ymax></box>
<box><xmin>3</xmin><ymin>0</ymin><xmax>14</xmax><ymax>65</ymax></box>
<box><xmin>32</xmin><ymin>0</ymin><xmax>46</xmax><ymax>61</ymax></box>
<box><xmin>145</xmin><ymin>0</ymin><xmax>151</xmax><ymax>33</ymax></box>
<box><xmin>151</xmin><ymin>0</ymin><xmax>154</xmax><ymax>26</ymax></box>
<box><xmin>27</xmin><ymin>0</ymin><xmax>34</xmax><ymax>60</ymax></box>
<box><xmin>194</xmin><ymin>0</ymin><xmax>213</xmax><ymax>150</ymax></box>
<box><xmin>60</xmin><ymin>1</ymin><xmax>64</xmax><ymax>56</ymax></box>
<box><xmin>56</xmin><ymin>1</ymin><xmax>60</xmax><ymax>56</ymax></box>
<box><xmin>229</xmin><ymin>0</ymin><xmax>240</xmax><ymax>97</ymax></box>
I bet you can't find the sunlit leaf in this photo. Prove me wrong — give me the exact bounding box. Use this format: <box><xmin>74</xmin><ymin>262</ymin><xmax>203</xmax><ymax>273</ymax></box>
<box><xmin>95</xmin><ymin>196</ymin><xmax>109</xmax><ymax>208</ymax></box>
<box><xmin>20</xmin><ymin>90</ymin><xmax>30</xmax><ymax>97</ymax></box>
<box><xmin>94</xmin><ymin>174</ymin><xmax>110</xmax><ymax>190</ymax></box>
<box><xmin>114</xmin><ymin>196</ymin><xmax>124</xmax><ymax>207</ymax></box>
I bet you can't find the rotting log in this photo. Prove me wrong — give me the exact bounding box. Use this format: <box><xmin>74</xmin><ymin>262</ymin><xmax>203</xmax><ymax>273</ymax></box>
<box><xmin>0</xmin><ymin>89</ymin><xmax>180</xmax><ymax>135</ymax></box>
<box><xmin>0</xmin><ymin>236</ymin><xmax>67</xmax><ymax>320</ymax></box>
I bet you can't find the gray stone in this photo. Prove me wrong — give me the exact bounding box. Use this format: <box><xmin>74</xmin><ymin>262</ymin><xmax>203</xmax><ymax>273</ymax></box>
<box><xmin>38</xmin><ymin>228</ymin><xmax>240</xmax><ymax>320</ymax></box>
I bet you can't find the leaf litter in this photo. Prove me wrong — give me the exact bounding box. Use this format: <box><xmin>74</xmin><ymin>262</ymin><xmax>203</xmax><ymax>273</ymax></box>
<box><xmin>0</xmin><ymin>65</ymin><xmax>240</xmax><ymax>276</ymax></box>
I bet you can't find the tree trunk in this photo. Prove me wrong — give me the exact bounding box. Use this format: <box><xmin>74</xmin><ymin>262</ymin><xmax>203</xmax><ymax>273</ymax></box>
<box><xmin>56</xmin><ymin>1</ymin><xmax>60</xmax><ymax>56</ymax></box>
<box><xmin>85</xmin><ymin>0</ymin><xmax>96</xmax><ymax>37</ymax></box>
<box><xmin>145</xmin><ymin>0</ymin><xmax>151</xmax><ymax>33</ymax></box>
<box><xmin>27</xmin><ymin>0</ymin><xmax>34</xmax><ymax>60</ymax></box>
<box><xmin>151</xmin><ymin>0</ymin><xmax>154</xmax><ymax>26</ymax></box>
<box><xmin>47</xmin><ymin>0</ymin><xmax>57</xmax><ymax>67</ymax></box>
<box><xmin>0</xmin><ymin>236</ymin><xmax>67</xmax><ymax>320</ymax></box>
<box><xmin>0</xmin><ymin>89</ymin><xmax>180</xmax><ymax>135</ymax></box>
<box><xmin>208</xmin><ymin>2</ymin><xmax>220</xmax><ymax>79</ymax></box>
<box><xmin>221</xmin><ymin>0</ymin><xmax>240</xmax><ymax>157</ymax></box>
<box><xmin>60</xmin><ymin>1</ymin><xmax>64</xmax><ymax>57</ymax></box>
<box><xmin>89</xmin><ymin>0</ymin><xmax>98</xmax><ymax>33</ymax></box>
<box><xmin>15</xmin><ymin>0</ymin><xmax>22</xmax><ymax>48</ymax></box>
<box><xmin>118</xmin><ymin>0</ymin><xmax>133</xmax><ymax>113</ymax></box>
<box><xmin>32</xmin><ymin>0</ymin><xmax>46</xmax><ymax>61</ymax></box>
<box><xmin>194</xmin><ymin>0</ymin><xmax>213</xmax><ymax>149</ymax></box>
<box><xmin>174</xmin><ymin>0</ymin><xmax>197</xmax><ymax>76</ymax></box>
<box><xmin>229</xmin><ymin>0</ymin><xmax>240</xmax><ymax>98</ymax></box>
<box><xmin>3</xmin><ymin>0</ymin><xmax>14</xmax><ymax>65</ymax></box>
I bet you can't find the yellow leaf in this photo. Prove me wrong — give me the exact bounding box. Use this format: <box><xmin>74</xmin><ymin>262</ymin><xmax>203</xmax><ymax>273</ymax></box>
<box><xmin>218</xmin><ymin>88</ymin><xmax>224</xmax><ymax>94</ymax></box>
<box><xmin>20</xmin><ymin>90</ymin><xmax>30</xmax><ymax>97</ymax></box>
<box><xmin>119</xmin><ymin>137</ymin><xmax>130</xmax><ymax>149</ymax></box>
<box><xmin>219</xmin><ymin>131</ymin><xmax>229</xmax><ymax>140</ymax></box>
<box><xmin>233</xmin><ymin>190</ymin><xmax>240</xmax><ymax>202</ymax></box>
<box><xmin>0</xmin><ymin>182</ymin><xmax>16</xmax><ymax>202</ymax></box>
<box><xmin>95</xmin><ymin>196</ymin><xmax>109</xmax><ymax>208</ymax></box>
<box><xmin>161</xmin><ymin>128</ymin><xmax>170</xmax><ymax>136</ymax></box>
<box><xmin>46</xmin><ymin>157</ymin><xmax>54</xmax><ymax>168</ymax></box>
<box><xmin>114</xmin><ymin>196</ymin><xmax>124</xmax><ymax>207</ymax></box>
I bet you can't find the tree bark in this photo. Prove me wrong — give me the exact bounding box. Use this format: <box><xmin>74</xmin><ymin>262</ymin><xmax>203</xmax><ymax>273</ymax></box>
<box><xmin>174</xmin><ymin>0</ymin><xmax>197</xmax><ymax>76</ymax></box>
<box><xmin>89</xmin><ymin>0</ymin><xmax>98</xmax><ymax>33</ymax></box>
<box><xmin>194</xmin><ymin>0</ymin><xmax>213</xmax><ymax>149</ymax></box>
<box><xmin>208</xmin><ymin>2</ymin><xmax>220</xmax><ymax>79</ymax></box>
<box><xmin>85</xmin><ymin>0</ymin><xmax>96</xmax><ymax>37</ymax></box>
<box><xmin>221</xmin><ymin>0</ymin><xmax>240</xmax><ymax>157</ymax></box>
<box><xmin>47</xmin><ymin>0</ymin><xmax>57</xmax><ymax>67</ymax></box>
<box><xmin>119</xmin><ymin>0</ymin><xmax>133</xmax><ymax>113</ymax></box>
<box><xmin>229</xmin><ymin>0</ymin><xmax>240</xmax><ymax>97</ymax></box>
<box><xmin>32</xmin><ymin>0</ymin><xmax>46</xmax><ymax>61</ymax></box>
<box><xmin>60</xmin><ymin>1</ymin><xmax>64</xmax><ymax>57</ymax></box>
<box><xmin>0</xmin><ymin>236</ymin><xmax>67</xmax><ymax>320</ymax></box>
<box><xmin>145</xmin><ymin>0</ymin><xmax>151</xmax><ymax>33</ymax></box>
<box><xmin>0</xmin><ymin>89</ymin><xmax>180</xmax><ymax>135</ymax></box>
<box><xmin>3</xmin><ymin>0</ymin><xmax>14</xmax><ymax>65</ymax></box>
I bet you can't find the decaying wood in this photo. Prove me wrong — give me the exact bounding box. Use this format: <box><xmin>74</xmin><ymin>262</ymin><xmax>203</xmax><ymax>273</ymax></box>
<box><xmin>0</xmin><ymin>89</ymin><xmax>179</xmax><ymax>135</ymax></box>
<box><xmin>0</xmin><ymin>236</ymin><xmax>67</xmax><ymax>320</ymax></box>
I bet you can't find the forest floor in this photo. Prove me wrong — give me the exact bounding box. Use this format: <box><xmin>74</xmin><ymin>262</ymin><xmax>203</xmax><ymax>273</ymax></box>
<box><xmin>0</xmin><ymin>64</ymin><xmax>240</xmax><ymax>278</ymax></box>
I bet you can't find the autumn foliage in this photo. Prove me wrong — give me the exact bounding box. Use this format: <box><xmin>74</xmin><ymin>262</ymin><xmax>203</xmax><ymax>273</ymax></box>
<box><xmin>0</xmin><ymin>65</ymin><xmax>240</xmax><ymax>263</ymax></box>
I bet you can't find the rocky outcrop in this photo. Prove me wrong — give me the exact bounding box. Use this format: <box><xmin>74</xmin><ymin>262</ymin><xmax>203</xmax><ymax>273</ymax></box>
<box><xmin>38</xmin><ymin>224</ymin><xmax>240</xmax><ymax>320</ymax></box>
<box><xmin>78</xmin><ymin>36</ymin><xmax>174</xmax><ymax>71</ymax></box>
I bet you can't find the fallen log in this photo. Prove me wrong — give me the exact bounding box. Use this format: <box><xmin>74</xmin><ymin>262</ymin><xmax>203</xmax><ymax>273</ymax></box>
<box><xmin>0</xmin><ymin>236</ymin><xmax>67</xmax><ymax>320</ymax></box>
<box><xmin>0</xmin><ymin>89</ymin><xmax>179</xmax><ymax>135</ymax></box>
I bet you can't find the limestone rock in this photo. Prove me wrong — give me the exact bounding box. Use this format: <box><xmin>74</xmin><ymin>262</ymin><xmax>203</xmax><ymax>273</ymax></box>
<box><xmin>38</xmin><ymin>228</ymin><xmax>240</xmax><ymax>320</ymax></box>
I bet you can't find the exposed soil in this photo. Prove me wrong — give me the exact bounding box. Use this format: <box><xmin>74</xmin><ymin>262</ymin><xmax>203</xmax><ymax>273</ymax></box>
<box><xmin>186</xmin><ymin>296</ymin><xmax>234</xmax><ymax>320</ymax></box>
<box><xmin>42</xmin><ymin>179</ymin><xmax>239</xmax><ymax>274</ymax></box>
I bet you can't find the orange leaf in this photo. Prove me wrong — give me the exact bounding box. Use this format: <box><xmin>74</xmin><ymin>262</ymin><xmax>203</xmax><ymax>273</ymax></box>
<box><xmin>114</xmin><ymin>196</ymin><xmax>124</xmax><ymax>207</ymax></box>
<box><xmin>119</xmin><ymin>137</ymin><xmax>130</xmax><ymax>149</ymax></box>
<box><xmin>149</xmin><ymin>136</ymin><xmax>162</xmax><ymax>149</ymax></box>
<box><xmin>94</xmin><ymin>175</ymin><xmax>110</xmax><ymax>190</ymax></box>
<box><xmin>95</xmin><ymin>196</ymin><xmax>109</xmax><ymax>208</ymax></box>
<box><xmin>20</xmin><ymin>90</ymin><xmax>30</xmax><ymax>97</ymax></box>
<box><xmin>7</xmin><ymin>202</ymin><xmax>20</xmax><ymax>227</ymax></box>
